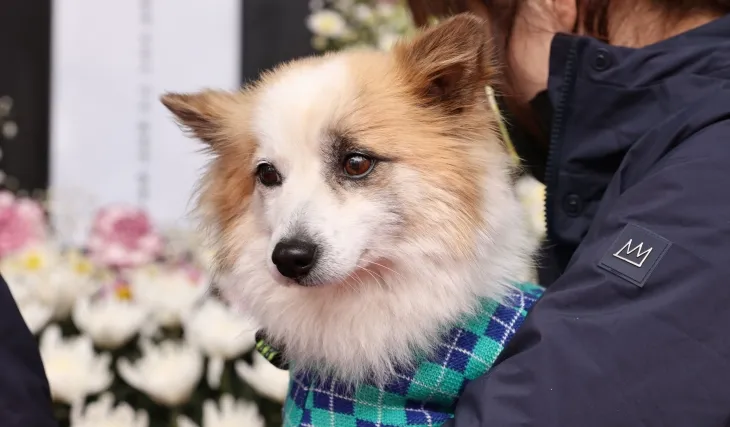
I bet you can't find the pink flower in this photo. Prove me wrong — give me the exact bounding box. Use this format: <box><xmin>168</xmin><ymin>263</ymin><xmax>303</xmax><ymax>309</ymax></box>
<box><xmin>87</xmin><ymin>206</ymin><xmax>163</xmax><ymax>268</ymax></box>
<box><xmin>0</xmin><ymin>191</ymin><xmax>47</xmax><ymax>257</ymax></box>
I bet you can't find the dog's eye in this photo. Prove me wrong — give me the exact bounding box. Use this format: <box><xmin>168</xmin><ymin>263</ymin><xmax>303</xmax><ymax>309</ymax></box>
<box><xmin>343</xmin><ymin>154</ymin><xmax>375</xmax><ymax>179</ymax></box>
<box><xmin>256</xmin><ymin>163</ymin><xmax>282</xmax><ymax>187</ymax></box>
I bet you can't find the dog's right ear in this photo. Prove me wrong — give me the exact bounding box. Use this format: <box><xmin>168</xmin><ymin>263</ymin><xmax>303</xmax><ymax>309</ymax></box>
<box><xmin>161</xmin><ymin>90</ymin><xmax>235</xmax><ymax>146</ymax></box>
<box><xmin>394</xmin><ymin>13</ymin><xmax>496</xmax><ymax>114</ymax></box>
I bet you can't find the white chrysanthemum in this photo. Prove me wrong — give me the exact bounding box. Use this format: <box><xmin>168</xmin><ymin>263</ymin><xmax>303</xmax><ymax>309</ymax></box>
<box><xmin>39</xmin><ymin>325</ymin><xmax>113</xmax><ymax>405</ymax></box>
<box><xmin>375</xmin><ymin>2</ymin><xmax>397</xmax><ymax>18</ymax></box>
<box><xmin>5</xmin><ymin>277</ymin><xmax>53</xmax><ymax>334</ymax></box>
<box><xmin>183</xmin><ymin>299</ymin><xmax>257</xmax><ymax>389</ymax></box>
<box><xmin>306</xmin><ymin>10</ymin><xmax>348</xmax><ymax>37</ymax></box>
<box><xmin>177</xmin><ymin>394</ymin><xmax>264</xmax><ymax>427</ymax></box>
<box><xmin>72</xmin><ymin>295</ymin><xmax>149</xmax><ymax>349</ymax></box>
<box><xmin>2</xmin><ymin>245</ymin><xmax>100</xmax><ymax>319</ymax></box>
<box><xmin>352</xmin><ymin>4</ymin><xmax>374</xmax><ymax>22</ymax></box>
<box><xmin>42</xmin><ymin>263</ymin><xmax>99</xmax><ymax>319</ymax></box>
<box><xmin>17</xmin><ymin>301</ymin><xmax>53</xmax><ymax>334</ymax></box>
<box><xmin>235</xmin><ymin>352</ymin><xmax>290</xmax><ymax>404</ymax></box>
<box><xmin>117</xmin><ymin>339</ymin><xmax>203</xmax><ymax>406</ymax></box>
<box><xmin>70</xmin><ymin>393</ymin><xmax>149</xmax><ymax>427</ymax></box>
<box><xmin>0</xmin><ymin>243</ymin><xmax>61</xmax><ymax>291</ymax></box>
<box><xmin>128</xmin><ymin>266</ymin><xmax>207</xmax><ymax>328</ymax></box>
<box><xmin>0</xmin><ymin>243</ymin><xmax>56</xmax><ymax>275</ymax></box>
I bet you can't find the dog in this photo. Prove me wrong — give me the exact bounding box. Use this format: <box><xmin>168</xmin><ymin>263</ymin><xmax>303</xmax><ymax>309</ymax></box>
<box><xmin>162</xmin><ymin>13</ymin><xmax>541</xmax><ymax>426</ymax></box>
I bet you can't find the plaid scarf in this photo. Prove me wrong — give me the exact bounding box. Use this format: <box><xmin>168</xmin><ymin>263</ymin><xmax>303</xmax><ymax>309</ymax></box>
<box><xmin>262</xmin><ymin>283</ymin><xmax>543</xmax><ymax>427</ymax></box>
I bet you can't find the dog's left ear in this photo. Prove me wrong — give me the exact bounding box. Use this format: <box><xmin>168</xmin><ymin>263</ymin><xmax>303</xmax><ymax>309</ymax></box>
<box><xmin>161</xmin><ymin>90</ymin><xmax>235</xmax><ymax>147</ymax></box>
<box><xmin>394</xmin><ymin>13</ymin><xmax>496</xmax><ymax>113</ymax></box>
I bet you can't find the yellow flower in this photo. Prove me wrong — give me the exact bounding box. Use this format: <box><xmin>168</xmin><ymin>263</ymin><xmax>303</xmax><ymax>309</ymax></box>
<box><xmin>115</xmin><ymin>285</ymin><xmax>132</xmax><ymax>301</ymax></box>
<box><xmin>66</xmin><ymin>251</ymin><xmax>94</xmax><ymax>276</ymax></box>
<box><xmin>21</xmin><ymin>248</ymin><xmax>48</xmax><ymax>271</ymax></box>
<box><xmin>0</xmin><ymin>244</ymin><xmax>57</xmax><ymax>275</ymax></box>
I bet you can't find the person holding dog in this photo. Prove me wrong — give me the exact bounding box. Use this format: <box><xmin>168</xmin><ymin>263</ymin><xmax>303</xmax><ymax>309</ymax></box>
<box><xmin>407</xmin><ymin>0</ymin><xmax>730</xmax><ymax>426</ymax></box>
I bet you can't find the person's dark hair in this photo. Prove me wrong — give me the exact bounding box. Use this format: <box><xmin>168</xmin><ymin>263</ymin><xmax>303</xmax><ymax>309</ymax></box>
<box><xmin>407</xmin><ymin>1</ymin><xmax>730</xmax><ymax>40</ymax></box>
<box><xmin>406</xmin><ymin>0</ymin><xmax>730</xmax><ymax>139</ymax></box>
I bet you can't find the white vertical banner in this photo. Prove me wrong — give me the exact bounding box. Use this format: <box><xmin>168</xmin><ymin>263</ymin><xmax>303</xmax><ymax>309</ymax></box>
<box><xmin>51</xmin><ymin>0</ymin><xmax>241</xmax><ymax>242</ymax></box>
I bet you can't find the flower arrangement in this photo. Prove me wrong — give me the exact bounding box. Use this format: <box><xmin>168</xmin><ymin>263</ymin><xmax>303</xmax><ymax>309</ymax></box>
<box><xmin>0</xmin><ymin>191</ymin><xmax>288</xmax><ymax>427</ymax></box>
<box><xmin>306</xmin><ymin>0</ymin><xmax>416</xmax><ymax>52</ymax></box>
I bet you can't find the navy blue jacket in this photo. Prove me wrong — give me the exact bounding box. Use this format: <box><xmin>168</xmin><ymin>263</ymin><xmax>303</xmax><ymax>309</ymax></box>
<box><xmin>446</xmin><ymin>15</ymin><xmax>730</xmax><ymax>427</ymax></box>
<box><xmin>0</xmin><ymin>275</ymin><xmax>56</xmax><ymax>426</ymax></box>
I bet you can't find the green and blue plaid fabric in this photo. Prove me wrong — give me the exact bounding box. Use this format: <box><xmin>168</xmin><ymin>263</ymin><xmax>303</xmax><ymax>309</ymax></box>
<box><xmin>281</xmin><ymin>282</ymin><xmax>544</xmax><ymax>427</ymax></box>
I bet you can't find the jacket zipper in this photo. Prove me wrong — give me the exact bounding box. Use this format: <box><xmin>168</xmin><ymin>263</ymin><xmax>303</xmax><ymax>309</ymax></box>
<box><xmin>543</xmin><ymin>42</ymin><xmax>579</xmax><ymax>243</ymax></box>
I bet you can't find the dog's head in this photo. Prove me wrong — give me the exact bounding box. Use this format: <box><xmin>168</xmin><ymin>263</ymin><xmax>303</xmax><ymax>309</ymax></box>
<box><xmin>162</xmin><ymin>14</ymin><xmax>532</xmax><ymax>382</ymax></box>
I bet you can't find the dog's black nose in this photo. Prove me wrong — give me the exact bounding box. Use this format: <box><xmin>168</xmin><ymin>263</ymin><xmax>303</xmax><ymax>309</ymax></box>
<box><xmin>272</xmin><ymin>239</ymin><xmax>318</xmax><ymax>279</ymax></box>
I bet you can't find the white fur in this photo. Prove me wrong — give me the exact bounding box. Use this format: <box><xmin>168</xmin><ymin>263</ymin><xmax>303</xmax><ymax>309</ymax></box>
<box><xmin>213</xmin><ymin>57</ymin><xmax>535</xmax><ymax>385</ymax></box>
<box><xmin>250</xmin><ymin>57</ymin><xmax>374</xmax><ymax>286</ymax></box>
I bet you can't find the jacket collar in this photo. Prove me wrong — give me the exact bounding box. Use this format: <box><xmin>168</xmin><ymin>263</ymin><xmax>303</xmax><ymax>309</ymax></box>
<box><xmin>538</xmin><ymin>14</ymin><xmax>730</xmax><ymax>259</ymax></box>
<box><xmin>546</xmin><ymin>13</ymin><xmax>730</xmax><ymax>164</ymax></box>
<box><xmin>549</xmin><ymin>13</ymin><xmax>730</xmax><ymax>93</ymax></box>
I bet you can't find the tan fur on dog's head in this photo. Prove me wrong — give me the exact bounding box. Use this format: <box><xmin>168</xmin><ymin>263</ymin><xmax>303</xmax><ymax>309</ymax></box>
<box><xmin>162</xmin><ymin>14</ymin><xmax>534</xmax><ymax>384</ymax></box>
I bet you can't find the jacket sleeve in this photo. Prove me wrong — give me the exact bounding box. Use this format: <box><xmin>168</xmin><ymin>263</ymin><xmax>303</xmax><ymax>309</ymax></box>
<box><xmin>0</xmin><ymin>275</ymin><xmax>57</xmax><ymax>426</ymax></box>
<box><xmin>445</xmin><ymin>126</ymin><xmax>730</xmax><ymax>427</ymax></box>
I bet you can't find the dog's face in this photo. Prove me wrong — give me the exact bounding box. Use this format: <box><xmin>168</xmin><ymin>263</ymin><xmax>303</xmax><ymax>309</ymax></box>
<box><xmin>162</xmin><ymin>14</ymin><xmax>530</xmax><ymax>381</ymax></box>
<box><xmin>163</xmin><ymin>14</ymin><xmax>499</xmax><ymax>288</ymax></box>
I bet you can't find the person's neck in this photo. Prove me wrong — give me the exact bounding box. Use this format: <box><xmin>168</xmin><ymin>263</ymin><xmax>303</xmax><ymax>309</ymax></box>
<box><xmin>609</xmin><ymin>7</ymin><xmax>722</xmax><ymax>48</ymax></box>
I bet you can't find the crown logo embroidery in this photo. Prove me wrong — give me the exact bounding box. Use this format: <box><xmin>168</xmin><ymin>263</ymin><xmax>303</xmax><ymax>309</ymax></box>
<box><xmin>613</xmin><ymin>239</ymin><xmax>653</xmax><ymax>268</ymax></box>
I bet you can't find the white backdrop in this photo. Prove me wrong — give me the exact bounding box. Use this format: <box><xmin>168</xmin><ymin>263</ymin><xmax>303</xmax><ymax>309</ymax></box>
<box><xmin>51</xmin><ymin>0</ymin><xmax>241</xmax><ymax>242</ymax></box>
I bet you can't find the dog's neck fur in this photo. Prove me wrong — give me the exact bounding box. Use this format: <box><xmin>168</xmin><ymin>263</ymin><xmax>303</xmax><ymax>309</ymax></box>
<box><xmin>218</xmin><ymin>169</ymin><xmax>536</xmax><ymax>386</ymax></box>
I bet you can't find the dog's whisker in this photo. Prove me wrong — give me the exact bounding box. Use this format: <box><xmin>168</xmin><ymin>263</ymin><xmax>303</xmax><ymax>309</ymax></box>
<box><xmin>343</xmin><ymin>271</ymin><xmax>362</xmax><ymax>293</ymax></box>
<box><xmin>353</xmin><ymin>265</ymin><xmax>376</xmax><ymax>290</ymax></box>
<box><xmin>347</xmin><ymin>271</ymin><xmax>366</xmax><ymax>293</ymax></box>
<box><xmin>356</xmin><ymin>265</ymin><xmax>387</xmax><ymax>291</ymax></box>
<box><xmin>367</xmin><ymin>261</ymin><xmax>405</xmax><ymax>281</ymax></box>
